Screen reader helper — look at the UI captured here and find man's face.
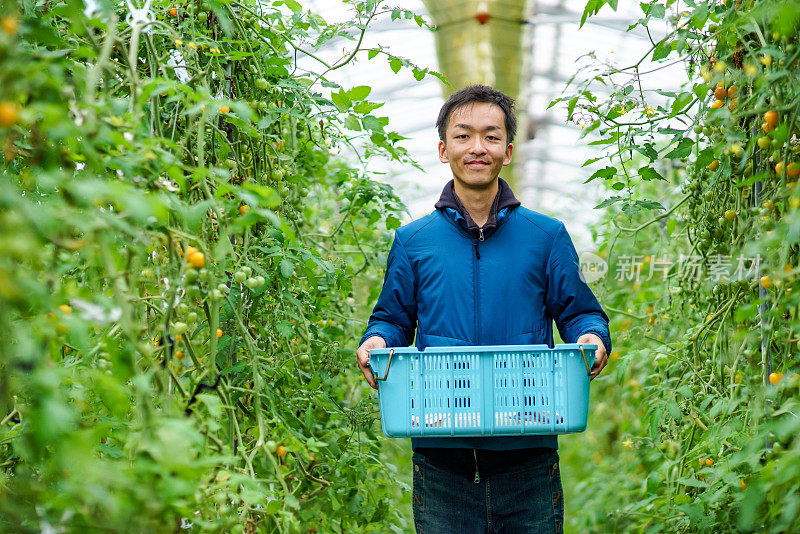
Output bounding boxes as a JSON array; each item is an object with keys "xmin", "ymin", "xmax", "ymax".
[{"xmin": 438, "ymin": 102, "xmax": 513, "ymax": 189}]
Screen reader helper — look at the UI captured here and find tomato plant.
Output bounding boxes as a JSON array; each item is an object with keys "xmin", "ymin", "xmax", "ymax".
[
  {"xmin": 0, "ymin": 0, "xmax": 440, "ymax": 531},
  {"xmin": 554, "ymin": 0, "xmax": 800, "ymax": 532}
]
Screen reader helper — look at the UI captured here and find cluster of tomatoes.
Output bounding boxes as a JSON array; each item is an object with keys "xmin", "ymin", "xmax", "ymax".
[{"xmin": 710, "ymin": 81, "xmax": 738, "ymax": 111}]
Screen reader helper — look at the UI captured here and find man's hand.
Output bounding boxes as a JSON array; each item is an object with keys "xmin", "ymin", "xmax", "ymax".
[
  {"xmin": 576, "ymin": 333, "xmax": 607, "ymax": 380},
  {"xmin": 356, "ymin": 336, "xmax": 386, "ymax": 389}
]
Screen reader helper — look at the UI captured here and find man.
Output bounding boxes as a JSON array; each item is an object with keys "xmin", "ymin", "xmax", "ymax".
[{"xmin": 356, "ymin": 85, "xmax": 611, "ymax": 533}]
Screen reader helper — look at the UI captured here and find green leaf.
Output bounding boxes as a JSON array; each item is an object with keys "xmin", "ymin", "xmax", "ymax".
[
  {"xmin": 695, "ymin": 148, "xmax": 714, "ymax": 169},
  {"xmin": 677, "ymin": 477, "xmax": 709, "ymax": 488},
  {"xmin": 649, "ymin": 3, "xmax": 665, "ymax": 18},
  {"xmin": 389, "ymin": 58, "xmax": 402, "ymax": 74},
  {"xmin": 361, "ymin": 115, "xmax": 384, "ymax": 132},
  {"xmin": 638, "ymin": 166, "xmax": 665, "ymax": 181},
  {"xmin": 386, "ymin": 215, "xmax": 401, "ymax": 230},
  {"xmin": 331, "ymin": 90, "xmax": 351, "ymax": 111},
  {"xmin": 582, "ymin": 157, "xmax": 603, "ymax": 167},
  {"xmin": 665, "ymin": 401, "xmax": 681, "ymax": 420},
  {"xmin": 585, "ymin": 166, "xmax": 617, "ymax": 183},
  {"xmin": 214, "ymin": 235, "xmax": 234, "ymax": 261},
  {"xmin": 283, "ymin": 0, "xmax": 302, "ymax": 11},
  {"xmin": 635, "ymin": 199, "xmax": 666, "ymax": 211},
  {"xmin": 344, "ymin": 115, "xmax": 361, "ymax": 131},
  {"xmin": 196, "ymin": 393, "xmax": 222, "ymax": 418},
  {"xmin": 671, "ymin": 92, "xmax": 694, "ymax": 116},
  {"xmin": 276, "ymin": 320, "xmax": 294, "ymax": 339},
  {"xmin": 353, "ymin": 101, "xmax": 384, "ymax": 114},
  {"xmin": 653, "ymin": 40, "xmax": 671, "ymax": 61},
  {"xmin": 265, "ymin": 499, "xmax": 283, "ymax": 514},
  {"xmin": 97, "ymin": 442, "xmax": 124, "ymax": 458},
  {"xmin": 663, "ymin": 138, "xmax": 693, "ymax": 159},
  {"xmin": 693, "ymin": 83, "xmax": 710, "ymax": 100},
  {"xmin": 595, "ymin": 196, "xmax": 623, "ymax": 209},
  {"xmin": 284, "ymin": 494, "xmax": 300, "ymax": 509},
  {"xmin": 279, "ymin": 259, "xmax": 295, "ymax": 278},
  {"xmin": 243, "ymin": 184, "xmax": 281, "ymax": 208},
  {"xmin": 580, "ymin": 0, "xmax": 607, "ymax": 27},
  {"xmin": 368, "ymin": 49, "xmax": 380, "ymax": 59},
  {"xmin": 347, "ymin": 85, "xmax": 371, "ymax": 101},
  {"xmin": 633, "ymin": 143, "xmax": 658, "ymax": 162},
  {"xmin": 567, "ymin": 96, "xmax": 579, "ymax": 119},
  {"xmin": 208, "ymin": 2, "xmax": 233, "ymax": 36}
]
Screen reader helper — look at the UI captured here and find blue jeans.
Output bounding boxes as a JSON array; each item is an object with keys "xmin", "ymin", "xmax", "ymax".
[{"xmin": 412, "ymin": 447, "xmax": 564, "ymax": 534}]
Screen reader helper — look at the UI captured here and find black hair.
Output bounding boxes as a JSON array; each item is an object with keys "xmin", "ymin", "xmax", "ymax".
[{"xmin": 436, "ymin": 84, "xmax": 517, "ymax": 145}]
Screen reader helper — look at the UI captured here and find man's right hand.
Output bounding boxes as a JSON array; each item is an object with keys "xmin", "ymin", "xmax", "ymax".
[{"xmin": 356, "ymin": 336, "xmax": 386, "ymax": 389}]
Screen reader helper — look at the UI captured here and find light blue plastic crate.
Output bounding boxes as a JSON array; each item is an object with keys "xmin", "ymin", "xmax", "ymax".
[{"xmin": 368, "ymin": 344, "xmax": 596, "ymax": 438}]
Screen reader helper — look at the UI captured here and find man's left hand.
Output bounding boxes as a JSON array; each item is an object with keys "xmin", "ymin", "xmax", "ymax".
[{"xmin": 576, "ymin": 333, "xmax": 607, "ymax": 380}]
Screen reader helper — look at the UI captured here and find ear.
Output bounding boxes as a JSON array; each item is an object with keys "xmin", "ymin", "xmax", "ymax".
[
  {"xmin": 502, "ymin": 142, "xmax": 513, "ymax": 166},
  {"xmin": 438, "ymin": 139, "xmax": 449, "ymax": 163}
]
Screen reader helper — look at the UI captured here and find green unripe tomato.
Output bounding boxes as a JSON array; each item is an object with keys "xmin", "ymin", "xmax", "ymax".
[
  {"xmin": 255, "ymin": 78, "xmax": 269, "ymax": 91},
  {"xmin": 185, "ymin": 269, "xmax": 199, "ymax": 283},
  {"xmin": 266, "ymin": 440, "xmax": 277, "ymax": 453},
  {"xmin": 172, "ymin": 322, "xmax": 188, "ymax": 335},
  {"xmin": 233, "ymin": 271, "xmax": 247, "ymax": 283},
  {"xmin": 246, "ymin": 277, "xmax": 260, "ymax": 289},
  {"xmin": 210, "ymin": 289, "xmax": 224, "ymax": 301},
  {"xmin": 197, "ymin": 11, "xmax": 207, "ymax": 22},
  {"xmin": 217, "ymin": 283, "xmax": 229, "ymax": 293},
  {"xmin": 186, "ymin": 285, "xmax": 201, "ymax": 299},
  {"xmin": 177, "ymin": 303, "xmax": 188, "ymax": 315},
  {"xmin": 241, "ymin": 266, "xmax": 252, "ymax": 277},
  {"xmin": 693, "ymin": 124, "xmax": 703, "ymax": 134},
  {"xmin": 255, "ymin": 275, "xmax": 265, "ymax": 286},
  {"xmin": 187, "ymin": 312, "xmax": 198, "ymax": 324}
]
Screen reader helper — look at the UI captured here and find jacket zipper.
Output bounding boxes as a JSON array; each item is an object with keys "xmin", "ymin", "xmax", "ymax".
[
  {"xmin": 474, "ymin": 227, "xmax": 483, "ymax": 345},
  {"xmin": 473, "ymin": 448, "xmax": 480, "ymax": 483}
]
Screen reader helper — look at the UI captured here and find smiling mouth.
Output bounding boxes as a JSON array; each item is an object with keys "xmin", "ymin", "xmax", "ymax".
[{"xmin": 466, "ymin": 161, "xmax": 489, "ymax": 167}]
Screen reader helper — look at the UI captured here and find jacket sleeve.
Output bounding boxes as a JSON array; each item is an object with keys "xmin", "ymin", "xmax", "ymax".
[
  {"xmin": 544, "ymin": 223, "xmax": 612, "ymax": 355},
  {"xmin": 359, "ymin": 235, "xmax": 417, "ymax": 348}
]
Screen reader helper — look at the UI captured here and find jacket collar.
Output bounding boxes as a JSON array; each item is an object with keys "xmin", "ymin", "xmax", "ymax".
[{"xmin": 434, "ymin": 177, "xmax": 521, "ymax": 237}]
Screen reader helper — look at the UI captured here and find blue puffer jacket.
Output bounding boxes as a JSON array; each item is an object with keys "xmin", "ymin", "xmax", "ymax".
[{"xmin": 360, "ymin": 178, "xmax": 612, "ymax": 451}]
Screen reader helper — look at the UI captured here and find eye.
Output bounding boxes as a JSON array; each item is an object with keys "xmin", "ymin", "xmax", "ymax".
[{"xmin": 454, "ymin": 134, "xmax": 468, "ymax": 139}]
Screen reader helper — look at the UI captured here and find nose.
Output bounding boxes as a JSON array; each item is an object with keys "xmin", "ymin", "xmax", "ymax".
[{"xmin": 468, "ymin": 136, "xmax": 487, "ymax": 155}]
